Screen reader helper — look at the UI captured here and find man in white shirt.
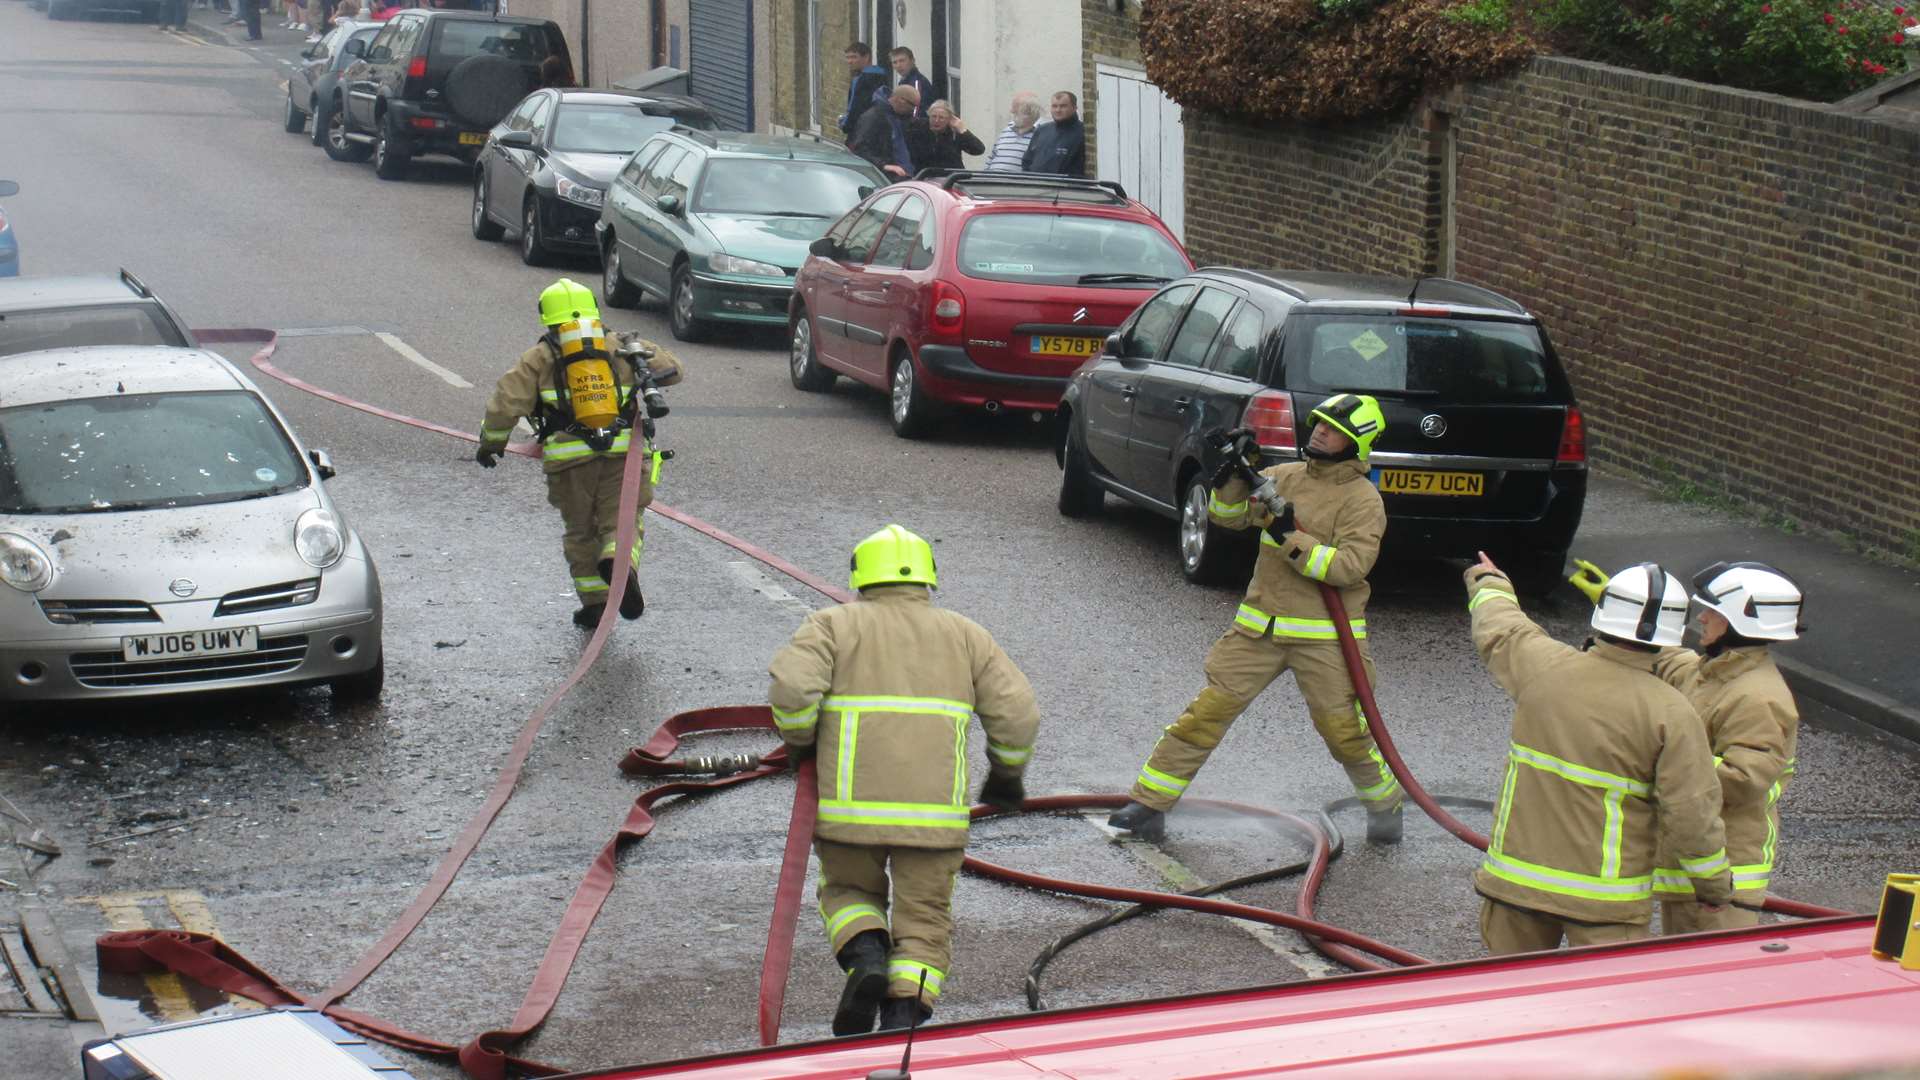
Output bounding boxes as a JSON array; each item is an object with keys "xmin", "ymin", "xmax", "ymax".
[{"xmin": 985, "ymin": 91, "xmax": 1042, "ymax": 172}]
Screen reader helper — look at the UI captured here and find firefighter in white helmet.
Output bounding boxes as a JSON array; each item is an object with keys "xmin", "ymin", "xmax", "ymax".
[
  {"xmin": 1647, "ymin": 562, "xmax": 1804, "ymax": 932},
  {"xmin": 475, "ymin": 279, "xmax": 683, "ymax": 628},
  {"xmin": 1465, "ymin": 555, "xmax": 1732, "ymax": 953}
]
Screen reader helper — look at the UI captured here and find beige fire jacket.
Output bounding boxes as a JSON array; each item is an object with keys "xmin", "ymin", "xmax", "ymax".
[
  {"xmin": 1466, "ymin": 566, "xmax": 1732, "ymax": 924},
  {"xmin": 478, "ymin": 334, "xmax": 683, "ymax": 475},
  {"xmin": 1651, "ymin": 645, "xmax": 1799, "ymax": 904},
  {"xmin": 1207, "ymin": 457, "xmax": 1385, "ymax": 642},
  {"xmin": 767, "ymin": 585, "xmax": 1041, "ymax": 849}
]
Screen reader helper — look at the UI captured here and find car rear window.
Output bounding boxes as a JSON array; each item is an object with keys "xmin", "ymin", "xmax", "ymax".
[
  {"xmin": 431, "ymin": 20, "xmax": 556, "ymax": 67},
  {"xmin": 694, "ymin": 160, "xmax": 876, "ymax": 217},
  {"xmin": 0, "ymin": 305, "xmax": 186, "ymax": 357},
  {"xmin": 1285, "ymin": 314, "xmax": 1560, "ymax": 403},
  {"xmin": 0, "ymin": 391, "xmax": 307, "ymax": 514},
  {"xmin": 957, "ymin": 213, "xmax": 1189, "ymax": 286}
]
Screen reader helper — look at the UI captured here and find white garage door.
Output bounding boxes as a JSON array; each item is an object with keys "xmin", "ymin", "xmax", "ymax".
[{"xmin": 1095, "ymin": 65, "xmax": 1184, "ymax": 240}]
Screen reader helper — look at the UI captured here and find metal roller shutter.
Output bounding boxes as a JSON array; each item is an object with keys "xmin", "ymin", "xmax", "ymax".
[{"xmin": 689, "ymin": 0, "xmax": 753, "ymax": 132}]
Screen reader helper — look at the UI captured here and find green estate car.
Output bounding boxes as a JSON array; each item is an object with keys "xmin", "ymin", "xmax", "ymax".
[{"xmin": 596, "ymin": 129, "xmax": 886, "ymax": 341}]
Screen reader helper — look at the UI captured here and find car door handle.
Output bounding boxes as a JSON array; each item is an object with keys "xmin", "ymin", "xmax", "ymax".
[
  {"xmin": 1119, "ymin": 384, "xmax": 1136, "ymax": 397},
  {"xmin": 1173, "ymin": 396, "xmax": 1193, "ymax": 410},
  {"xmin": 878, "ymin": 280, "xmax": 893, "ymax": 290}
]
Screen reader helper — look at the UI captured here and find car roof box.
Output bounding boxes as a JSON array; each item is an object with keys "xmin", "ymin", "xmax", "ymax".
[{"xmin": 614, "ymin": 66, "xmax": 690, "ymax": 98}]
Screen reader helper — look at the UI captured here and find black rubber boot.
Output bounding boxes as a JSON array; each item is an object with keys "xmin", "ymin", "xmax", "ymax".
[
  {"xmin": 572, "ymin": 603, "xmax": 606, "ymax": 629},
  {"xmin": 1107, "ymin": 800, "xmax": 1167, "ymax": 842},
  {"xmin": 1366, "ymin": 805, "xmax": 1404, "ymax": 845},
  {"xmin": 831, "ymin": 929, "xmax": 890, "ymax": 1036},
  {"xmin": 877, "ymin": 996, "xmax": 930, "ymax": 1032},
  {"xmin": 598, "ymin": 558, "xmax": 645, "ymax": 620}
]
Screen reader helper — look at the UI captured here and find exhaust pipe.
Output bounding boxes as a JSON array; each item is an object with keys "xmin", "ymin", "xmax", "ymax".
[{"xmin": 983, "ymin": 401, "xmax": 1001, "ymax": 414}]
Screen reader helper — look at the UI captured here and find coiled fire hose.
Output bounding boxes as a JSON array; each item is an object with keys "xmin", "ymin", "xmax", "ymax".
[{"xmin": 93, "ymin": 333, "xmax": 1846, "ymax": 1080}]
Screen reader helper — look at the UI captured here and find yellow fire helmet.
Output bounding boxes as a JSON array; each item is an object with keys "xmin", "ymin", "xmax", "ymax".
[
  {"xmin": 1308, "ymin": 393, "xmax": 1386, "ymax": 462},
  {"xmin": 849, "ymin": 524, "xmax": 938, "ymax": 591},
  {"xmin": 538, "ymin": 277, "xmax": 600, "ymax": 326}
]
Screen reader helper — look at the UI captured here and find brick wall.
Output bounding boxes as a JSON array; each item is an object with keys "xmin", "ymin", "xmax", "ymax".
[
  {"xmin": 1174, "ymin": 55, "xmax": 1920, "ymax": 555},
  {"xmin": 1080, "ymin": 0, "xmax": 1143, "ymax": 175}
]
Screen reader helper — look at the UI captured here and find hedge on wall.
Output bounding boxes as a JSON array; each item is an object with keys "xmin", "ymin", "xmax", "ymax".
[{"xmin": 1138, "ymin": 0, "xmax": 1537, "ymax": 123}]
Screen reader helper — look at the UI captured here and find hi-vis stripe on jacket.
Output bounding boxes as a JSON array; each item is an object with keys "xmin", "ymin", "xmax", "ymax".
[
  {"xmin": 1466, "ymin": 567, "xmax": 1732, "ymax": 924},
  {"xmin": 478, "ymin": 336, "xmax": 684, "ymax": 475},
  {"xmin": 768, "ymin": 585, "xmax": 1041, "ymax": 849},
  {"xmin": 1207, "ymin": 457, "xmax": 1384, "ymax": 642},
  {"xmin": 1650, "ymin": 645, "xmax": 1799, "ymax": 903}
]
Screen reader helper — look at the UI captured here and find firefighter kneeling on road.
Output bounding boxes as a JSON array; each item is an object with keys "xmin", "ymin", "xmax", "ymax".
[
  {"xmin": 475, "ymin": 278, "xmax": 683, "ymax": 629},
  {"xmin": 768, "ymin": 525, "xmax": 1040, "ymax": 1035},
  {"xmin": 1108, "ymin": 394, "xmax": 1405, "ymax": 844},
  {"xmin": 1466, "ymin": 555, "xmax": 1732, "ymax": 953}
]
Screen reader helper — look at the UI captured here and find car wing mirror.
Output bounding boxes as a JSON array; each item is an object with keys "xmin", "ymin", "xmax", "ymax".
[
  {"xmin": 343, "ymin": 38, "xmax": 366, "ymax": 58},
  {"xmin": 808, "ymin": 236, "xmax": 842, "ymax": 260},
  {"xmin": 856, "ymin": 185, "xmax": 875, "ymax": 200},
  {"xmin": 498, "ymin": 130, "xmax": 535, "ymax": 150},
  {"xmin": 0, "ymin": 181, "xmax": 16, "ymax": 198},
  {"xmin": 308, "ymin": 449, "xmax": 337, "ymax": 481},
  {"xmin": 655, "ymin": 194, "xmax": 682, "ymax": 216},
  {"xmin": 1102, "ymin": 332, "xmax": 1123, "ymax": 357}
]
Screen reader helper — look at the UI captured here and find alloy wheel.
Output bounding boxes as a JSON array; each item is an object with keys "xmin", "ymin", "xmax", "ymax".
[
  {"xmin": 674, "ymin": 276, "xmax": 694, "ymax": 328},
  {"xmin": 604, "ymin": 249, "xmax": 621, "ymax": 294},
  {"xmin": 1180, "ymin": 482, "xmax": 1210, "ymax": 573},
  {"xmin": 891, "ymin": 359, "xmax": 915, "ymax": 426},
  {"xmin": 790, "ymin": 318, "xmax": 812, "ymax": 381}
]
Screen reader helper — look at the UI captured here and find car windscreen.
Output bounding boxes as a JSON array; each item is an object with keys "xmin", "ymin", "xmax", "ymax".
[
  {"xmin": 550, "ymin": 104, "xmax": 684, "ymax": 153},
  {"xmin": 693, "ymin": 160, "xmax": 876, "ymax": 217},
  {"xmin": 957, "ymin": 213, "xmax": 1190, "ymax": 286},
  {"xmin": 431, "ymin": 20, "xmax": 554, "ymax": 67},
  {"xmin": 0, "ymin": 305, "xmax": 186, "ymax": 358},
  {"xmin": 1285, "ymin": 314, "xmax": 1559, "ymax": 402},
  {"xmin": 0, "ymin": 391, "xmax": 308, "ymax": 514}
]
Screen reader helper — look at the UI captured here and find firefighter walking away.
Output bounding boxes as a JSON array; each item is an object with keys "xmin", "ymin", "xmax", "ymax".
[
  {"xmin": 768, "ymin": 524, "xmax": 1040, "ymax": 1034},
  {"xmin": 1108, "ymin": 394, "xmax": 1404, "ymax": 844},
  {"xmin": 475, "ymin": 278, "xmax": 683, "ymax": 629}
]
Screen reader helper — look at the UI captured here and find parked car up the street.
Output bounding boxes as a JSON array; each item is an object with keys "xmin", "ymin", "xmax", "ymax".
[
  {"xmin": 0, "ymin": 180, "xmax": 17, "ymax": 278},
  {"xmin": 1056, "ymin": 271, "xmax": 1586, "ymax": 591},
  {"xmin": 0, "ymin": 270, "xmax": 195, "ymax": 357},
  {"xmin": 288, "ymin": 20, "xmax": 384, "ymax": 151}
]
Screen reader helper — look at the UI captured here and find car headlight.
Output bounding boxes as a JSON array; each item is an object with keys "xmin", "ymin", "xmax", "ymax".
[
  {"xmin": 295, "ymin": 508, "xmax": 344, "ymax": 569},
  {"xmin": 0, "ymin": 533, "xmax": 54, "ymax": 593},
  {"xmin": 555, "ymin": 176, "xmax": 605, "ymax": 208},
  {"xmin": 709, "ymin": 253, "xmax": 786, "ymax": 278}
]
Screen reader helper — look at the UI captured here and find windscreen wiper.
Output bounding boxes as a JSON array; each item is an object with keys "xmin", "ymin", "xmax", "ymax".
[{"xmin": 1077, "ymin": 272, "xmax": 1169, "ymax": 284}]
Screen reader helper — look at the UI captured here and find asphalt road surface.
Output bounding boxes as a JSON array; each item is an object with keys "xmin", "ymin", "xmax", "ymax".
[{"xmin": 3, "ymin": 8, "xmax": 1919, "ymax": 1077}]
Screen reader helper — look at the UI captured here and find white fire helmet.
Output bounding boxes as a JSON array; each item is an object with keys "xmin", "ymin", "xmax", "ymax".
[
  {"xmin": 1589, "ymin": 562, "xmax": 1689, "ymax": 647},
  {"xmin": 1688, "ymin": 561, "xmax": 1802, "ymax": 642}
]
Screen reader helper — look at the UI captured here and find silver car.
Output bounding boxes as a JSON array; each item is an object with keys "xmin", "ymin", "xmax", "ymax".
[{"xmin": 0, "ymin": 346, "xmax": 383, "ymax": 702}]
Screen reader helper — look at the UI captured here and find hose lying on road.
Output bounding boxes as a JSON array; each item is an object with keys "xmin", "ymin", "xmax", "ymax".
[{"xmin": 97, "ymin": 332, "xmax": 1847, "ymax": 1080}]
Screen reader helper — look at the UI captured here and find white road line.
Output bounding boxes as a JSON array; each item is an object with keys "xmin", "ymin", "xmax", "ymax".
[
  {"xmin": 1084, "ymin": 813, "xmax": 1345, "ymax": 979},
  {"xmin": 375, "ymin": 332, "xmax": 474, "ymax": 389},
  {"xmin": 725, "ymin": 560, "xmax": 814, "ymax": 619}
]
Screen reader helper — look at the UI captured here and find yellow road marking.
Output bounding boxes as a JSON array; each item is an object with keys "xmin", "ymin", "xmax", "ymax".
[
  {"xmin": 162, "ymin": 28, "xmax": 210, "ymax": 47},
  {"xmin": 73, "ymin": 890, "xmax": 258, "ymax": 1016}
]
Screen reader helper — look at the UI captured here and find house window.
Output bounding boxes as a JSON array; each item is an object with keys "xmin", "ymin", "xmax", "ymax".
[
  {"xmin": 807, "ymin": 0, "xmax": 822, "ymax": 131},
  {"xmin": 944, "ymin": 0, "xmax": 961, "ymax": 114}
]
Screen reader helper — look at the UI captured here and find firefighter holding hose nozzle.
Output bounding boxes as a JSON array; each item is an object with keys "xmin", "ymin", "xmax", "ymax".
[
  {"xmin": 1108, "ymin": 394, "xmax": 1406, "ymax": 845},
  {"xmin": 475, "ymin": 278, "xmax": 683, "ymax": 629},
  {"xmin": 1465, "ymin": 555, "xmax": 1732, "ymax": 953},
  {"xmin": 768, "ymin": 524, "xmax": 1040, "ymax": 1036}
]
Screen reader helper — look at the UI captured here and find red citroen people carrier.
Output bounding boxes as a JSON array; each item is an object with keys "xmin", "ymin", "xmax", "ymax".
[{"xmin": 787, "ymin": 172, "xmax": 1193, "ymax": 438}]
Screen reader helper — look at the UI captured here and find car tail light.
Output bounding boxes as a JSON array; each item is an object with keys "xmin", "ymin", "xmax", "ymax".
[
  {"xmin": 409, "ymin": 116, "xmax": 443, "ymax": 130},
  {"xmin": 1557, "ymin": 405, "xmax": 1586, "ymax": 463},
  {"xmin": 930, "ymin": 280, "xmax": 965, "ymax": 337},
  {"xmin": 407, "ymin": 56, "xmax": 428, "ymax": 79},
  {"xmin": 1242, "ymin": 390, "xmax": 1297, "ymax": 453},
  {"xmin": 1398, "ymin": 306, "xmax": 1450, "ymax": 317}
]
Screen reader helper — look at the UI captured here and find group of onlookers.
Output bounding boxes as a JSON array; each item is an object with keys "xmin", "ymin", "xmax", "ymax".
[{"xmin": 838, "ymin": 41, "xmax": 1086, "ymax": 182}]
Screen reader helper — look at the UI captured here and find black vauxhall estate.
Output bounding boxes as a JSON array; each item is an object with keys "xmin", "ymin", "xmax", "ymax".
[{"xmin": 1055, "ymin": 271, "xmax": 1587, "ymax": 594}]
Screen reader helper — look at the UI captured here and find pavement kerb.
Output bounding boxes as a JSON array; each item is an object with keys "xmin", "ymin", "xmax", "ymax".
[{"xmin": 1775, "ymin": 655, "xmax": 1920, "ymax": 747}]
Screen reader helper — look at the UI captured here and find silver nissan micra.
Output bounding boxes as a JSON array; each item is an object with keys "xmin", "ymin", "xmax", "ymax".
[{"xmin": 0, "ymin": 346, "xmax": 382, "ymax": 703}]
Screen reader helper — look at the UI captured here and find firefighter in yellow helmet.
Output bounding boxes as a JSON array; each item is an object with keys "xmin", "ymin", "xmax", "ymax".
[
  {"xmin": 1108, "ymin": 394, "xmax": 1404, "ymax": 845},
  {"xmin": 768, "ymin": 525, "xmax": 1040, "ymax": 1035},
  {"xmin": 475, "ymin": 279, "xmax": 684, "ymax": 628},
  {"xmin": 1465, "ymin": 555, "xmax": 1732, "ymax": 953}
]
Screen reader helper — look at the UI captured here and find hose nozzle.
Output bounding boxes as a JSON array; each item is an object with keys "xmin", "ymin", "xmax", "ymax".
[{"xmin": 681, "ymin": 753, "xmax": 761, "ymax": 777}]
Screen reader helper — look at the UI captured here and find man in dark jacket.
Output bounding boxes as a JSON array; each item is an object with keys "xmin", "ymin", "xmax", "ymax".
[
  {"xmin": 838, "ymin": 43, "xmax": 892, "ymax": 145},
  {"xmin": 852, "ymin": 85, "xmax": 919, "ymax": 179},
  {"xmin": 889, "ymin": 47, "xmax": 937, "ymax": 120},
  {"xmin": 1022, "ymin": 91, "xmax": 1087, "ymax": 176}
]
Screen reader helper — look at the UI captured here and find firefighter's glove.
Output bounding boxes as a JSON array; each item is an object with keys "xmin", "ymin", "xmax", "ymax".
[
  {"xmin": 1224, "ymin": 427, "xmax": 1260, "ymax": 465},
  {"xmin": 782, "ymin": 743, "xmax": 815, "ymax": 775},
  {"xmin": 977, "ymin": 769, "xmax": 1025, "ymax": 812},
  {"xmin": 1568, "ymin": 558, "xmax": 1610, "ymax": 605},
  {"xmin": 1262, "ymin": 499, "xmax": 1295, "ymax": 546},
  {"xmin": 474, "ymin": 448, "xmax": 500, "ymax": 469}
]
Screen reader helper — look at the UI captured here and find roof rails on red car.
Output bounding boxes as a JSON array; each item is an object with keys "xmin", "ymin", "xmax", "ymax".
[
  {"xmin": 118, "ymin": 268, "xmax": 154, "ymax": 299},
  {"xmin": 915, "ymin": 169, "xmax": 1130, "ymax": 203}
]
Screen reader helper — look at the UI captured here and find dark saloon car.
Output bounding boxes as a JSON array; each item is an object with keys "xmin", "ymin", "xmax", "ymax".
[
  {"xmin": 332, "ymin": 8, "xmax": 573, "ymax": 180},
  {"xmin": 287, "ymin": 20, "xmax": 385, "ymax": 150},
  {"xmin": 471, "ymin": 88, "xmax": 715, "ymax": 265},
  {"xmin": 1056, "ymin": 271, "xmax": 1587, "ymax": 593}
]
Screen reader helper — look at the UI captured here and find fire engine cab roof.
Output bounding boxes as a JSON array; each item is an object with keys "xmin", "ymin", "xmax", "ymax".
[{"xmin": 558, "ymin": 916, "xmax": 1918, "ymax": 1079}]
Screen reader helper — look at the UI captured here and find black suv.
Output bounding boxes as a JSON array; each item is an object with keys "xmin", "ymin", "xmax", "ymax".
[
  {"xmin": 332, "ymin": 9, "xmax": 573, "ymax": 180},
  {"xmin": 1056, "ymin": 271, "xmax": 1587, "ymax": 593}
]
